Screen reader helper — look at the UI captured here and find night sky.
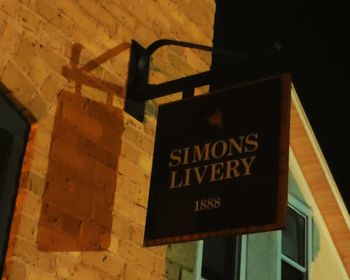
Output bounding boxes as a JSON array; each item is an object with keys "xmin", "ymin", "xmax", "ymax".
[{"xmin": 212, "ymin": 1, "xmax": 350, "ymax": 211}]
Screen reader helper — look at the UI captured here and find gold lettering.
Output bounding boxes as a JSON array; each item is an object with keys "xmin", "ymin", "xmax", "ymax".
[
  {"xmin": 169, "ymin": 170, "xmax": 183, "ymax": 189},
  {"xmin": 193, "ymin": 165, "xmax": 209, "ymax": 184},
  {"xmin": 241, "ymin": 156, "xmax": 256, "ymax": 175},
  {"xmin": 209, "ymin": 162, "xmax": 225, "ymax": 182},
  {"xmin": 169, "ymin": 149, "xmax": 182, "ymax": 167},
  {"xmin": 168, "ymin": 132, "xmax": 259, "ymax": 190},
  {"xmin": 228, "ymin": 136, "xmax": 244, "ymax": 155},
  {"xmin": 211, "ymin": 140, "xmax": 228, "ymax": 159},
  {"xmin": 183, "ymin": 147, "xmax": 190, "ymax": 165},
  {"xmin": 225, "ymin": 159, "xmax": 241, "ymax": 178},
  {"xmin": 245, "ymin": 133, "xmax": 259, "ymax": 152},
  {"xmin": 192, "ymin": 143, "xmax": 210, "ymax": 163},
  {"xmin": 183, "ymin": 168, "xmax": 191, "ymax": 186}
]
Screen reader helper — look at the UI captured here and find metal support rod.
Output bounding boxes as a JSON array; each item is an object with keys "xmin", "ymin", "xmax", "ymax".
[
  {"xmin": 125, "ymin": 38, "xmax": 285, "ymax": 122},
  {"xmin": 127, "ymin": 39, "xmax": 252, "ymax": 101}
]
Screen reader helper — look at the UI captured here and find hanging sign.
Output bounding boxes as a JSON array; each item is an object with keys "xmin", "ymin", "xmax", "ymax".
[{"xmin": 144, "ymin": 74, "xmax": 291, "ymax": 246}]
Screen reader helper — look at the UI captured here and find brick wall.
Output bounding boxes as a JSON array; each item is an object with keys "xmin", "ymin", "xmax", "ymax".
[{"xmin": 0, "ymin": 1, "xmax": 215, "ymax": 279}]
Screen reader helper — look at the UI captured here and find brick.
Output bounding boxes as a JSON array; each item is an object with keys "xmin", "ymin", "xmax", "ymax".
[
  {"xmin": 36, "ymin": 43, "xmax": 68, "ymax": 74},
  {"xmin": 114, "ymin": 196, "xmax": 146, "ymax": 226},
  {"xmin": 28, "ymin": 56, "xmax": 49, "ymax": 86},
  {"xmin": 132, "ymin": 190, "xmax": 150, "ymax": 213},
  {"xmin": 50, "ymin": 137, "xmax": 97, "ymax": 177},
  {"xmin": 1, "ymin": 61, "xmax": 36, "ymax": 106},
  {"xmin": 123, "ymin": 125, "xmax": 154, "ymax": 153},
  {"xmin": 39, "ymin": 21, "xmax": 67, "ymax": 52},
  {"xmin": 0, "ymin": 52, "xmax": 9, "ymax": 76},
  {"xmin": 61, "ymin": 101, "xmax": 103, "ymax": 141},
  {"xmin": 27, "ymin": 171, "xmax": 46, "ymax": 196},
  {"xmin": 37, "ymin": 111, "xmax": 55, "ymax": 133},
  {"xmin": 125, "ymin": 263, "xmax": 152, "ymax": 280},
  {"xmin": 82, "ymin": 252, "xmax": 126, "ymax": 276},
  {"xmin": 34, "ymin": 0, "xmax": 75, "ymax": 37},
  {"xmin": 10, "ymin": 213, "xmax": 36, "ymax": 241},
  {"xmin": 44, "ymin": 159, "xmax": 93, "ymax": 197},
  {"xmin": 91, "ymin": 200, "xmax": 113, "ymax": 229},
  {"xmin": 15, "ymin": 189, "xmax": 41, "ymax": 219},
  {"xmin": 70, "ymin": 25, "xmax": 105, "ymax": 56},
  {"xmin": 117, "ymin": 157, "xmax": 150, "ymax": 186},
  {"xmin": 55, "ymin": 254, "xmax": 80, "ymax": 279},
  {"xmin": 184, "ymin": 48, "xmax": 211, "ymax": 71},
  {"xmin": 4, "ymin": 260, "xmax": 27, "ymax": 280},
  {"xmin": 138, "ymin": 151, "xmax": 152, "ymax": 173},
  {"xmin": 67, "ymin": 264, "xmax": 108, "ymax": 280},
  {"xmin": 30, "ymin": 150, "xmax": 49, "ymax": 176},
  {"xmin": 50, "ymin": 118, "xmax": 79, "ymax": 145},
  {"xmin": 77, "ymin": 0, "xmax": 117, "ymax": 34},
  {"xmin": 111, "ymin": 213, "xmax": 131, "ymax": 240},
  {"xmin": 112, "ymin": 95, "xmax": 125, "ymax": 110},
  {"xmin": 101, "ymin": 126, "xmax": 125, "ymax": 153},
  {"xmin": 115, "ymin": 176, "xmax": 138, "ymax": 204},
  {"xmin": 40, "ymin": 73, "xmax": 65, "ymax": 102},
  {"xmin": 37, "ymin": 225, "xmax": 80, "ymax": 251},
  {"xmin": 153, "ymin": 255, "xmax": 167, "ymax": 275},
  {"xmin": 87, "ymin": 100, "xmax": 124, "ymax": 131},
  {"xmin": 0, "ymin": 20, "xmax": 23, "ymax": 55},
  {"xmin": 61, "ymin": 213, "xmax": 82, "ymax": 235},
  {"xmin": 42, "ymin": 180, "xmax": 93, "ymax": 221},
  {"xmin": 100, "ymin": 0, "xmax": 136, "ymax": 31},
  {"xmin": 46, "ymin": 158, "xmax": 114, "ymax": 207},
  {"xmin": 13, "ymin": 36, "xmax": 36, "ymax": 73},
  {"xmin": 79, "ymin": 221, "xmax": 108, "ymax": 250},
  {"xmin": 33, "ymin": 128, "xmax": 51, "ymax": 155},
  {"xmin": 39, "ymin": 202, "xmax": 82, "ymax": 236},
  {"xmin": 27, "ymin": 93, "xmax": 49, "ymax": 120},
  {"xmin": 93, "ymin": 161, "xmax": 117, "ymax": 190},
  {"xmin": 16, "ymin": 4, "xmax": 42, "ymax": 33},
  {"xmin": 76, "ymin": 135, "xmax": 120, "ymax": 168},
  {"xmin": 0, "ymin": 0, "xmax": 18, "ymax": 17},
  {"xmin": 120, "ymin": 139, "xmax": 140, "ymax": 165},
  {"xmin": 81, "ymin": 85, "xmax": 108, "ymax": 104},
  {"xmin": 103, "ymin": 69, "xmax": 123, "ymax": 87},
  {"xmin": 56, "ymin": 87, "xmax": 88, "ymax": 111},
  {"xmin": 117, "ymin": 239, "xmax": 133, "ymax": 261},
  {"xmin": 129, "ymin": 223, "xmax": 144, "ymax": 246},
  {"xmin": 52, "ymin": 0, "xmax": 99, "ymax": 36},
  {"xmin": 19, "ymin": 0, "xmax": 31, "ymax": 6},
  {"xmin": 26, "ymin": 269, "xmax": 56, "ymax": 280},
  {"xmin": 10, "ymin": 238, "xmax": 57, "ymax": 273},
  {"xmin": 118, "ymin": 240, "xmax": 159, "ymax": 272}
]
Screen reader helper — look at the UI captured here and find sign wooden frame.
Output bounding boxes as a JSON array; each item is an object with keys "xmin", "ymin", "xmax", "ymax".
[{"xmin": 144, "ymin": 74, "xmax": 291, "ymax": 246}]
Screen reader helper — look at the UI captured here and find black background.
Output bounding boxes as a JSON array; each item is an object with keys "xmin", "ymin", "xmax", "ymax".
[{"xmin": 212, "ymin": 1, "xmax": 350, "ymax": 211}]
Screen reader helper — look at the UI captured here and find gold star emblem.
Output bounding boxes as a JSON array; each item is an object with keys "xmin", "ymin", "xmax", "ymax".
[{"xmin": 207, "ymin": 107, "xmax": 224, "ymax": 129}]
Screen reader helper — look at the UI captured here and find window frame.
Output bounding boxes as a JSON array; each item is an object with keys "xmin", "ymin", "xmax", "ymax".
[
  {"xmin": 195, "ymin": 195, "xmax": 312, "ymax": 280},
  {"xmin": 195, "ymin": 235, "xmax": 247, "ymax": 280},
  {"xmin": 280, "ymin": 194, "xmax": 313, "ymax": 280},
  {"xmin": 0, "ymin": 90, "xmax": 30, "ymax": 276}
]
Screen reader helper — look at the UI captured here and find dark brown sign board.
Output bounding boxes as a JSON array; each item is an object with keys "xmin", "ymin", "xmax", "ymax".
[{"xmin": 144, "ymin": 74, "xmax": 291, "ymax": 246}]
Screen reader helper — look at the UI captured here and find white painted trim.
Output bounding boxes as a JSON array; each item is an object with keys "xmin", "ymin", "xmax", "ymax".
[
  {"xmin": 239, "ymin": 235, "xmax": 247, "ymax": 280},
  {"xmin": 194, "ymin": 240, "xmax": 204, "ymax": 280},
  {"xmin": 289, "ymin": 148, "xmax": 349, "ymax": 279},
  {"xmin": 291, "ymin": 88, "xmax": 350, "ymax": 230},
  {"xmin": 286, "ymin": 194, "xmax": 313, "ymax": 279}
]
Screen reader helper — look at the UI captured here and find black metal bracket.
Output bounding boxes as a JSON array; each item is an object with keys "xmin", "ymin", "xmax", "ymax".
[{"xmin": 125, "ymin": 39, "xmax": 254, "ymax": 122}]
